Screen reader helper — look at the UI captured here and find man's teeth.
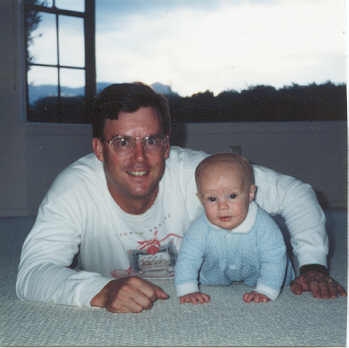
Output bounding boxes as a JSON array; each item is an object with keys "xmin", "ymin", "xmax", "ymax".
[{"xmin": 129, "ymin": 171, "xmax": 147, "ymax": 176}]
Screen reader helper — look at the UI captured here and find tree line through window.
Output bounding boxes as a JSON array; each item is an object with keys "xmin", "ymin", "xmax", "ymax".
[{"xmin": 24, "ymin": 1, "xmax": 346, "ymax": 124}]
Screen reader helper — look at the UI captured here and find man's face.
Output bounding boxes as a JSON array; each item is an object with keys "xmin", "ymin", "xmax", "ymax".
[
  {"xmin": 93, "ymin": 106, "xmax": 170, "ymax": 214},
  {"xmin": 197, "ymin": 162, "xmax": 255, "ymax": 230}
]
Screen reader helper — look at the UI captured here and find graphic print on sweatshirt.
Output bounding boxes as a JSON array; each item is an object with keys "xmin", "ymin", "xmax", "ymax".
[{"xmin": 111, "ymin": 216, "xmax": 183, "ymax": 279}]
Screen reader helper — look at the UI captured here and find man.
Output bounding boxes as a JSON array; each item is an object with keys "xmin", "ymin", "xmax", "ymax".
[{"xmin": 16, "ymin": 82, "xmax": 346, "ymax": 313}]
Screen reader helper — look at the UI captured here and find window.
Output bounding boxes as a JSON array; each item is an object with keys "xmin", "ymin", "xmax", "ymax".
[
  {"xmin": 94, "ymin": 1, "xmax": 346, "ymax": 123},
  {"xmin": 24, "ymin": 0, "xmax": 95, "ymax": 123},
  {"xmin": 24, "ymin": 1, "xmax": 345, "ymax": 123}
]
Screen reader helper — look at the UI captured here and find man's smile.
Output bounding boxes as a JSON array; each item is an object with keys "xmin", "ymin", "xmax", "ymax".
[{"xmin": 127, "ymin": 170, "xmax": 148, "ymax": 177}]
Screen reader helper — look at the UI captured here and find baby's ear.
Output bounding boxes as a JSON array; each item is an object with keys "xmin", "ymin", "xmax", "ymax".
[{"xmin": 249, "ymin": 185, "xmax": 257, "ymax": 202}]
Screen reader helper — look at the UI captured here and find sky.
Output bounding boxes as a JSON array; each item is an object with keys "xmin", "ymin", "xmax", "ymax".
[{"xmin": 29, "ymin": 0, "xmax": 347, "ymax": 97}]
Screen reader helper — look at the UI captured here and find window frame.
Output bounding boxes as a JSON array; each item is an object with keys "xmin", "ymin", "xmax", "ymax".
[{"xmin": 24, "ymin": 0, "xmax": 95, "ymax": 123}]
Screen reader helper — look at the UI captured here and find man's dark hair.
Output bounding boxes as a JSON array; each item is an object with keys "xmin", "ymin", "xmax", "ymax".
[{"xmin": 92, "ymin": 82, "xmax": 171, "ymax": 139}]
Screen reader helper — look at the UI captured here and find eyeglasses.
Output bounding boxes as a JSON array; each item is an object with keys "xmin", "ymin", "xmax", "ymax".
[{"xmin": 103, "ymin": 134, "xmax": 168, "ymax": 154}]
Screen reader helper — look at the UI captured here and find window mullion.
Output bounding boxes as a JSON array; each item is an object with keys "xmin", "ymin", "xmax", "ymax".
[
  {"xmin": 85, "ymin": 0, "xmax": 96, "ymax": 118},
  {"xmin": 56, "ymin": 12, "xmax": 60, "ymax": 94},
  {"xmin": 56, "ymin": 11, "xmax": 62, "ymax": 121}
]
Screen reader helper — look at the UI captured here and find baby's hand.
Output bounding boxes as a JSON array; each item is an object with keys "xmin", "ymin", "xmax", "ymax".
[
  {"xmin": 179, "ymin": 292, "xmax": 211, "ymax": 304},
  {"xmin": 243, "ymin": 291, "xmax": 271, "ymax": 303}
]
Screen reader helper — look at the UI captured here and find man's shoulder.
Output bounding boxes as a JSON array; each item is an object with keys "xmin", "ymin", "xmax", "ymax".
[
  {"xmin": 167, "ymin": 146, "xmax": 208, "ymax": 169},
  {"xmin": 49, "ymin": 153, "xmax": 103, "ymax": 195},
  {"xmin": 58, "ymin": 153, "xmax": 100, "ymax": 178},
  {"xmin": 68, "ymin": 153, "xmax": 100, "ymax": 172},
  {"xmin": 253, "ymin": 163, "xmax": 300, "ymax": 187},
  {"xmin": 253, "ymin": 164, "xmax": 280, "ymax": 183}
]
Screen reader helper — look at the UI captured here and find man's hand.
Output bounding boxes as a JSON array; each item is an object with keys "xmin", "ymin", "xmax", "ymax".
[
  {"xmin": 90, "ymin": 276, "xmax": 169, "ymax": 313},
  {"xmin": 243, "ymin": 291, "xmax": 271, "ymax": 303},
  {"xmin": 290, "ymin": 271, "xmax": 347, "ymax": 299},
  {"xmin": 179, "ymin": 292, "xmax": 211, "ymax": 304}
]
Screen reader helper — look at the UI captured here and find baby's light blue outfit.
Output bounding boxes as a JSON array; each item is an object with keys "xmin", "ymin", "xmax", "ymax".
[{"xmin": 175, "ymin": 202, "xmax": 294, "ymax": 300}]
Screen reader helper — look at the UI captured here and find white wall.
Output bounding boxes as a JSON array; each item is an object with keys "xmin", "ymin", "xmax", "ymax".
[
  {"xmin": 0, "ymin": 0, "xmax": 93, "ymax": 216},
  {"xmin": 172, "ymin": 121, "xmax": 347, "ymax": 208},
  {"xmin": 0, "ymin": 0, "xmax": 346, "ymax": 217},
  {"xmin": 0, "ymin": 0, "xmax": 28, "ymax": 216},
  {"xmin": 23, "ymin": 121, "xmax": 347, "ymax": 216}
]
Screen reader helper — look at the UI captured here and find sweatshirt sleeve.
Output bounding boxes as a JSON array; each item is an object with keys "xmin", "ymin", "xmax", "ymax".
[
  {"xmin": 16, "ymin": 171, "xmax": 113, "ymax": 308},
  {"xmin": 253, "ymin": 165, "xmax": 328, "ymax": 269}
]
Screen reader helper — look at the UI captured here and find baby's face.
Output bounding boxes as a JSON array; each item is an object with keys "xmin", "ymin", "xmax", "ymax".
[{"xmin": 197, "ymin": 163, "xmax": 255, "ymax": 230}]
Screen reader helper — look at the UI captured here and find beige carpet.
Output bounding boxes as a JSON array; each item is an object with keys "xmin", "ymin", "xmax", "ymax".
[{"xmin": 0, "ymin": 210, "xmax": 346, "ymax": 346}]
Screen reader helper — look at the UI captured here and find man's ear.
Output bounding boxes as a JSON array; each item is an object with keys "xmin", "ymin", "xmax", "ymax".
[
  {"xmin": 92, "ymin": 138, "xmax": 104, "ymax": 162},
  {"xmin": 163, "ymin": 135, "xmax": 170, "ymax": 159}
]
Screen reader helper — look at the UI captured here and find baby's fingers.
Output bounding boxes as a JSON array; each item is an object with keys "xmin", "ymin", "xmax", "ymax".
[
  {"xmin": 197, "ymin": 293, "xmax": 211, "ymax": 304},
  {"xmin": 243, "ymin": 291, "xmax": 270, "ymax": 303},
  {"xmin": 179, "ymin": 292, "xmax": 210, "ymax": 304}
]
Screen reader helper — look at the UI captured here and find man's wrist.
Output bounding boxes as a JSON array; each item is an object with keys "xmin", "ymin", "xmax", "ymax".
[{"xmin": 300, "ymin": 264, "xmax": 329, "ymax": 276}]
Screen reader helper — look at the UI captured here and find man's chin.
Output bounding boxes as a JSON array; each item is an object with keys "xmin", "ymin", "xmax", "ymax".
[{"xmin": 129, "ymin": 184, "xmax": 159, "ymax": 201}]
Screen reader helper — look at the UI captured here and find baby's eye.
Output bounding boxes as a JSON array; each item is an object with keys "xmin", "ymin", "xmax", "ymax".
[
  {"xmin": 229, "ymin": 193, "xmax": 237, "ymax": 199},
  {"xmin": 207, "ymin": 196, "xmax": 217, "ymax": 202}
]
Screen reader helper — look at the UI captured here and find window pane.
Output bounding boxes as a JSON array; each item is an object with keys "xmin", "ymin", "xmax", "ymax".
[
  {"xmin": 60, "ymin": 68, "xmax": 87, "ymax": 123},
  {"xmin": 96, "ymin": 1, "xmax": 346, "ymax": 99},
  {"xmin": 61, "ymin": 68, "xmax": 85, "ymax": 93},
  {"xmin": 28, "ymin": 66, "xmax": 58, "ymax": 105},
  {"xmin": 28, "ymin": 66, "xmax": 59, "ymax": 122},
  {"xmin": 27, "ymin": 12, "xmax": 57, "ymax": 65},
  {"xmin": 55, "ymin": 0, "xmax": 84, "ymax": 12},
  {"xmin": 59, "ymin": 16, "xmax": 85, "ymax": 67}
]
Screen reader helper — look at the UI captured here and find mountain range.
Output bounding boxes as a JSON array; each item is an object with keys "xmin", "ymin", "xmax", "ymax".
[{"xmin": 28, "ymin": 82, "xmax": 178, "ymax": 104}]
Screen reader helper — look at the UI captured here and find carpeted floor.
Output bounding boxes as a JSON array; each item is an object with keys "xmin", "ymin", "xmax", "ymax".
[{"xmin": 0, "ymin": 209, "xmax": 347, "ymax": 346}]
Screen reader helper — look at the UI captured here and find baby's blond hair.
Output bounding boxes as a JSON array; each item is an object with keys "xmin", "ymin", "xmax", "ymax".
[{"xmin": 195, "ymin": 153, "xmax": 254, "ymax": 190}]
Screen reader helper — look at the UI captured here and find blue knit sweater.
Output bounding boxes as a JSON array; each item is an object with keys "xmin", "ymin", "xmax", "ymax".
[{"xmin": 175, "ymin": 202, "xmax": 294, "ymax": 300}]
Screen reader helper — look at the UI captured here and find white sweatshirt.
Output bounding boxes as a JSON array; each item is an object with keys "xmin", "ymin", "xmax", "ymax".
[{"xmin": 16, "ymin": 146, "xmax": 328, "ymax": 307}]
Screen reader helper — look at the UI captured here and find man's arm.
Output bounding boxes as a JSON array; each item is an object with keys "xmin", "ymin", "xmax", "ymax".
[
  {"xmin": 16, "ymin": 206, "xmax": 169, "ymax": 312},
  {"xmin": 253, "ymin": 164, "xmax": 346, "ymax": 298},
  {"xmin": 16, "ymin": 192, "xmax": 114, "ymax": 307},
  {"xmin": 16, "ymin": 193, "xmax": 169, "ymax": 312}
]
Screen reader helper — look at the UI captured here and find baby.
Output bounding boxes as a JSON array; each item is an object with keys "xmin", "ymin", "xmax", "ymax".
[{"xmin": 175, "ymin": 153, "xmax": 294, "ymax": 303}]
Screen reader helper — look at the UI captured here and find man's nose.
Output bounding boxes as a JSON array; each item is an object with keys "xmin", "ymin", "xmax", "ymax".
[{"xmin": 133, "ymin": 140, "xmax": 146, "ymax": 160}]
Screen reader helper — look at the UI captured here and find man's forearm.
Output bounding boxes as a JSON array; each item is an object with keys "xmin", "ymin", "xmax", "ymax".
[{"xmin": 16, "ymin": 261, "xmax": 112, "ymax": 307}]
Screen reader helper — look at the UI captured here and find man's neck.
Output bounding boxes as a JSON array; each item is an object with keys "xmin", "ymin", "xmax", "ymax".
[{"xmin": 109, "ymin": 186, "xmax": 159, "ymax": 215}]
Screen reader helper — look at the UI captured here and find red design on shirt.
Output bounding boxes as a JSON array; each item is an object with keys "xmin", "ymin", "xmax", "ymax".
[{"xmin": 137, "ymin": 230, "xmax": 182, "ymax": 254}]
